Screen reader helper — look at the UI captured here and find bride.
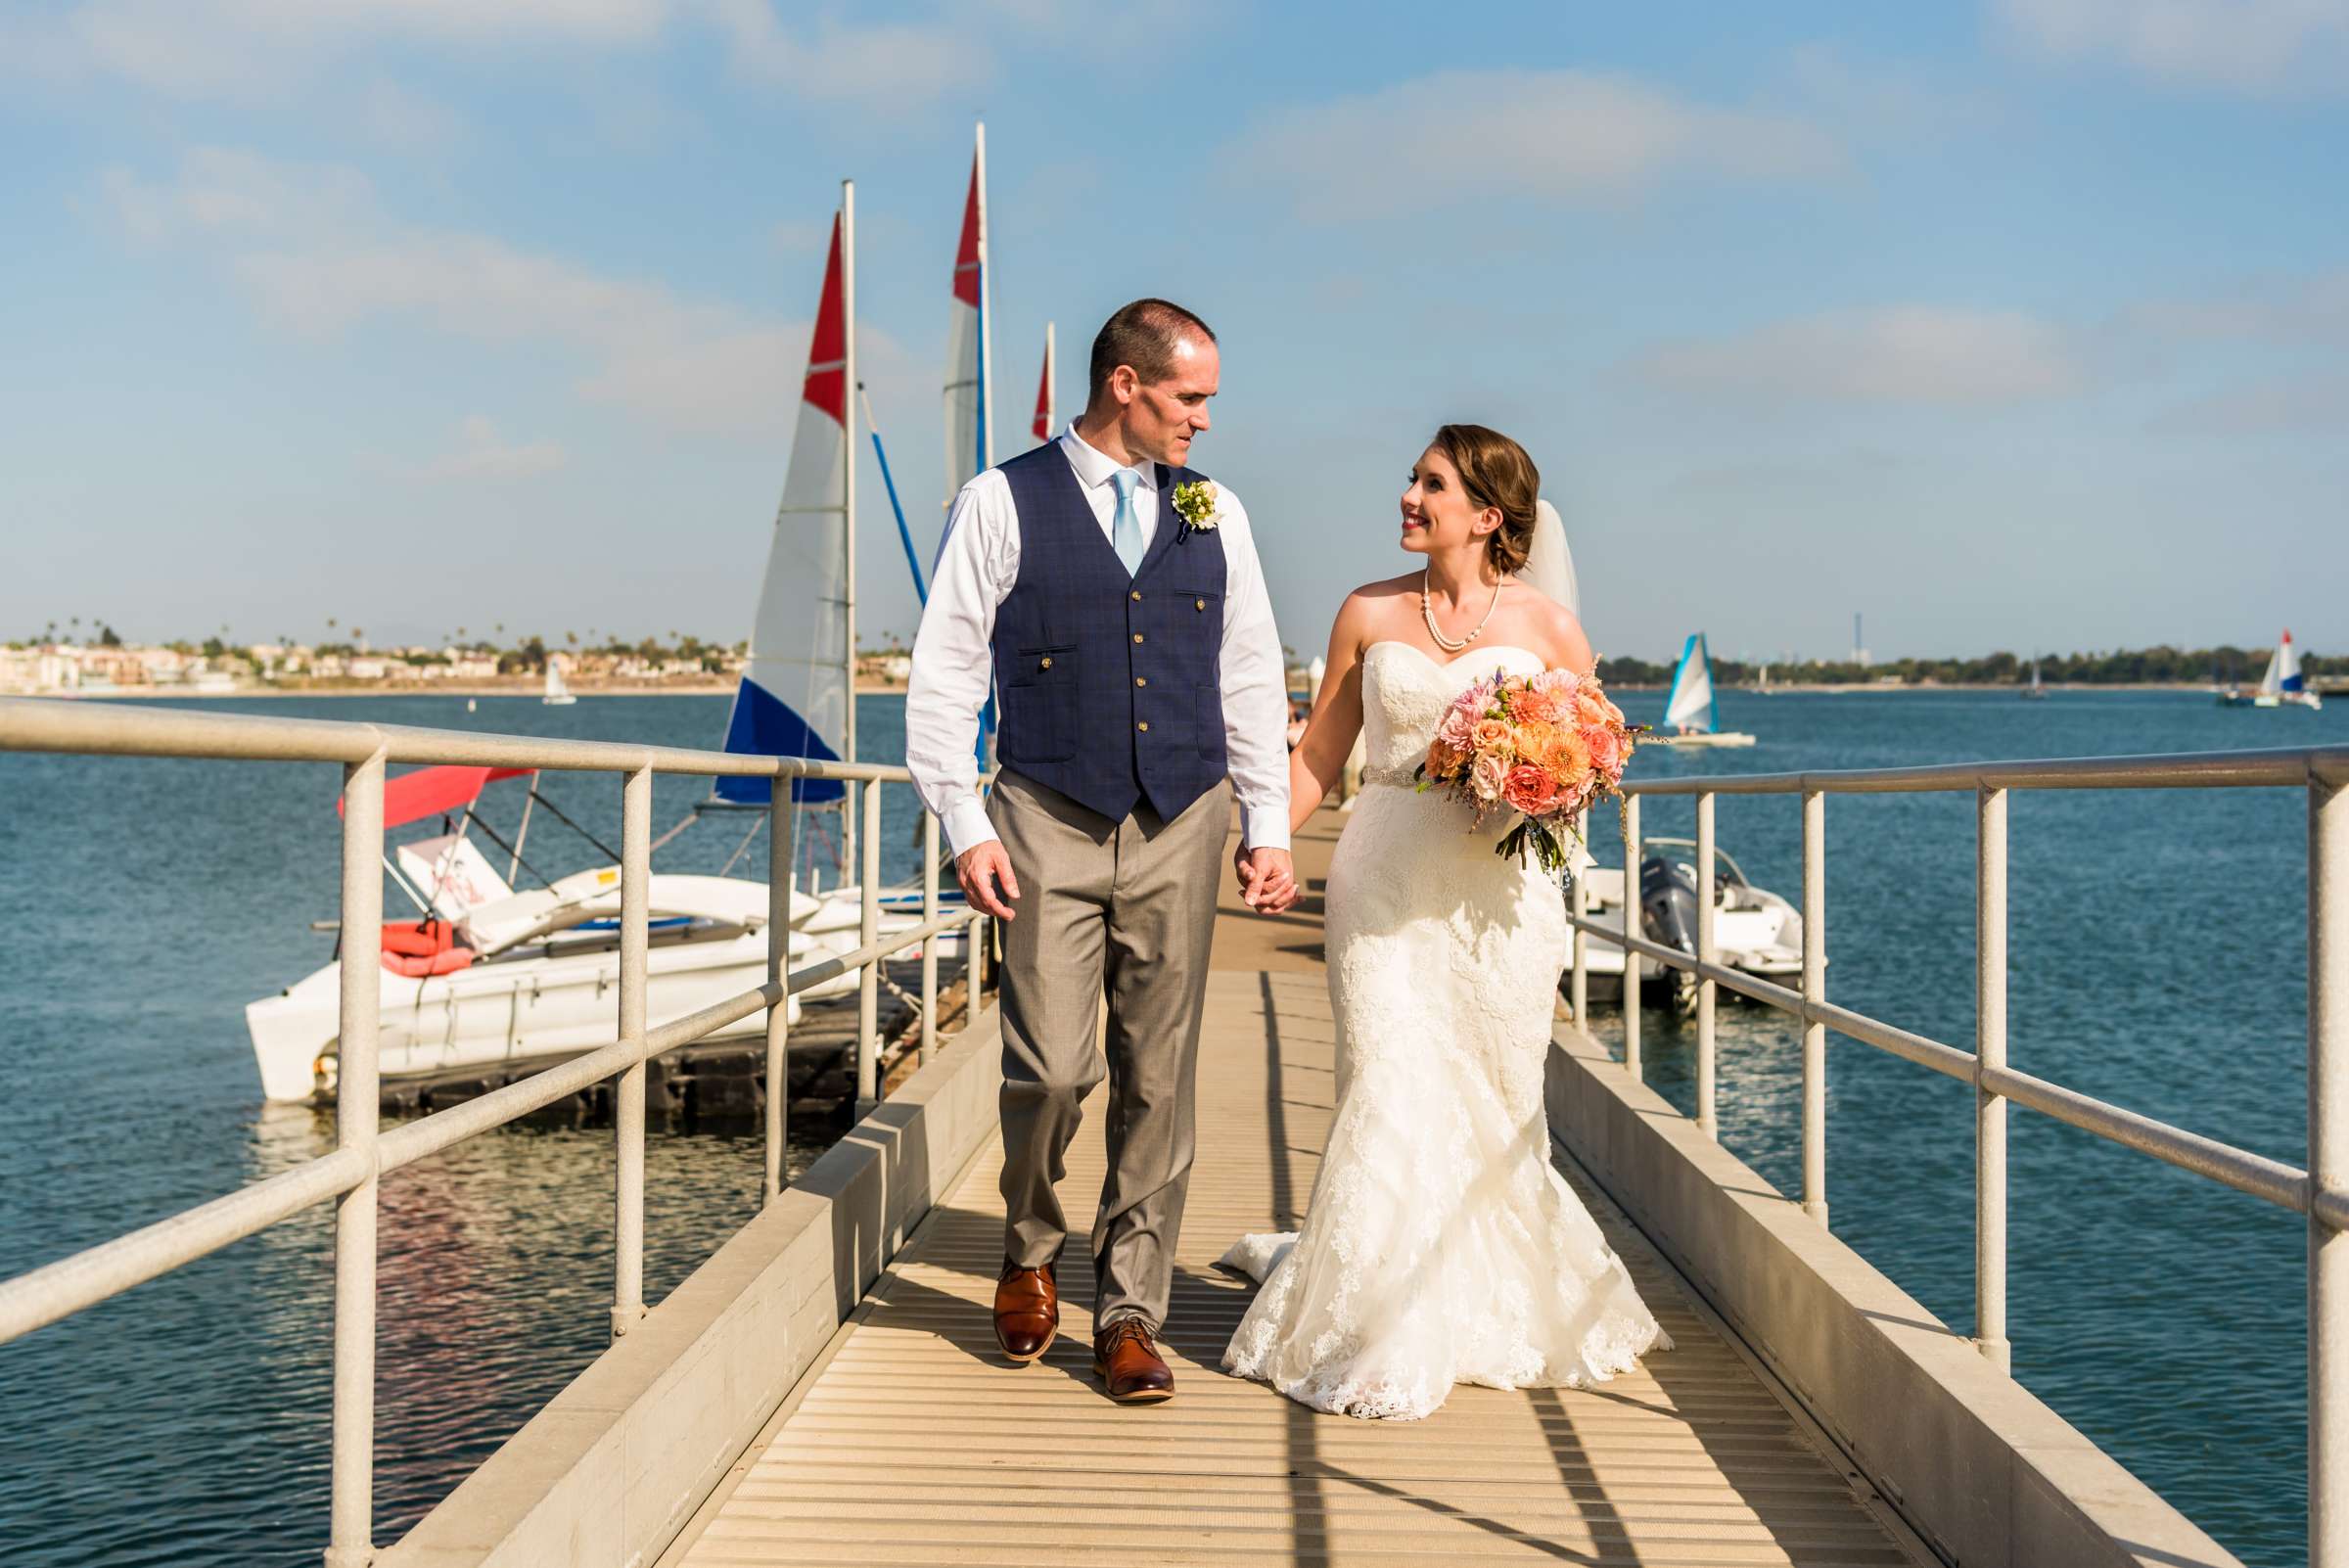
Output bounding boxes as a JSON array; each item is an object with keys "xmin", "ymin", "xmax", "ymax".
[{"xmin": 1220, "ymin": 423, "xmax": 1669, "ymax": 1420}]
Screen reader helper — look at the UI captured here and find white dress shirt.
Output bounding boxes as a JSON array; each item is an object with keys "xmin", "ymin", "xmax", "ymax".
[{"xmin": 906, "ymin": 423, "xmax": 1292, "ymax": 856}]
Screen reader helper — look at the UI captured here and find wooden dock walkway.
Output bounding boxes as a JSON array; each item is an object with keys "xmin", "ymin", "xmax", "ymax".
[{"xmin": 659, "ymin": 808, "xmax": 1923, "ymax": 1567}]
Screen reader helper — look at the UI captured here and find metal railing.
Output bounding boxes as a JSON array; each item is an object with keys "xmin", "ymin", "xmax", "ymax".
[
  {"xmin": 0, "ymin": 698, "xmax": 990, "ymax": 1567},
  {"xmin": 1567, "ymin": 743, "xmax": 2349, "ymax": 1565}
]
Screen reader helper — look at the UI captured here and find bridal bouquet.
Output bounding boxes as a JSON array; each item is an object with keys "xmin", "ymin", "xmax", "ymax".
[{"xmin": 1416, "ymin": 668, "xmax": 1640, "ymax": 873}]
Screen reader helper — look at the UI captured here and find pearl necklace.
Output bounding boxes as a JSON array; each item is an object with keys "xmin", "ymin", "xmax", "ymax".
[{"xmin": 1421, "ymin": 567, "xmax": 1505, "ymax": 652}]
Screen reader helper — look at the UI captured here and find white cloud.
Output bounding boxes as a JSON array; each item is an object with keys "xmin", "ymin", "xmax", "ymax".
[
  {"xmin": 415, "ymin": 416, "xmax": 567, "ymax": 480},
  {"xmin": 703, "ymin": 0, "xmax": 974, "ymax": 102},
  {"xmin": 12, "ymin": 0, "xmax": 985, "ymax": 110},
  {"xmin": 1994, "ymin": 0, "xmax": 2349, "ymax": 96},
  {"xmin": 2130, "ymin": 267, "xmax": 2349, "ymax": 345},
  {"xmin": 2151, "ymin": 368, "xmax": 2349, "ymax": 434},
  {"xmin": 1231, "ymin": 69, "xmax": 1843, "ymax": 221},
  {"xmin": 1633, "ymin": 306, "xmax": 2089, "ymax": 407},
  {"xmin": 93, "ymin": 147, "xmax": 870, "ymax": 438}
]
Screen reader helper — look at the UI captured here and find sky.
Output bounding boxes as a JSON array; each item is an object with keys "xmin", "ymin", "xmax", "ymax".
[{"xmin": 2, "ymin": 0, "xmax": 2345, "ymax": 665}]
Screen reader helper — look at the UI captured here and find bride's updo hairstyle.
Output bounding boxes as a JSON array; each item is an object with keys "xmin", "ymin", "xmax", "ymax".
[{"xmin": 1430, "ymin": 424, "xmax": 1541, "ymax": 576}]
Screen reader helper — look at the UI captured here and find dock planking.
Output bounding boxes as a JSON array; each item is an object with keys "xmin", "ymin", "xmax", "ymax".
[{"xmin": 659, "ymin": 806, "xmax": 1924, "ymax": 1567}]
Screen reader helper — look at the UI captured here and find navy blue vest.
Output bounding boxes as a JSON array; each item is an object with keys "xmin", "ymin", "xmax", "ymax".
[{"xmin": 990, "ymin": 441, "xmax": 1229, "ymax": 825}]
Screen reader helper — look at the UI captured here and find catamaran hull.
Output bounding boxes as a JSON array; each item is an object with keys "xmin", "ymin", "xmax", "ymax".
[{"xmin": 248, "ymin": 933, "xmax": 814, "ymax": 1104}]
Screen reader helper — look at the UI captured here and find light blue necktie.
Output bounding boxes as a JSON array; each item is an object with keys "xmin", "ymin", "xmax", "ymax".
[{"xmin": 1110, "ymin": 469, "xmax": 1145, "ymax": 576}]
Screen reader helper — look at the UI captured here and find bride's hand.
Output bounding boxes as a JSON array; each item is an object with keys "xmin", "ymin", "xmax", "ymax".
[{"xmin": 1235, "ymin": 846, "xmax": 1297, "ymax": 915}]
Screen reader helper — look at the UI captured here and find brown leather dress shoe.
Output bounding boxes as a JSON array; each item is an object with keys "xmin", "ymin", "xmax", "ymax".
[
  {"xmin": 993, "ymin": 1260, "xmax": 1057, "ymax": 1363},
  {"xmin": 1092, "ymin": 1318, "xmax": 1175, "ymax": 1404}
]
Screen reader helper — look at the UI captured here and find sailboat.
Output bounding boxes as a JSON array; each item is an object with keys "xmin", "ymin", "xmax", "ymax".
[
  {"xmin": 2021, "ymin": 657, "xmax": 2050, "ymax": 700},
  {"xmin": 2218, "ymin": 628, "xmax": 2324, "ymax": 710},
  {"xmin": 1656, "ymin": 632, "xmax": 1756, "ymax": 747},
  {"xmin": 541, "ymin": 658, "xmax": 576, "ymax": 706}
]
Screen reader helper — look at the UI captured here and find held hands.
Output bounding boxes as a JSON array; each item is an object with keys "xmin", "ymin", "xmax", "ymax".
[
  {"xmin": 1235, "ymin": 846, "xmax": 1298, "ymax": 916},
  {"xmin": 955, "ymin": 841, "xmax": 1022, "ymax": 921}
]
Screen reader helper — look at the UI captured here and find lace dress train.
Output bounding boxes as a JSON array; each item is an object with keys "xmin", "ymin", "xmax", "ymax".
[{"xmin": 1220, "ymin": 642, "xmax": 1668, "ymax": 1420}]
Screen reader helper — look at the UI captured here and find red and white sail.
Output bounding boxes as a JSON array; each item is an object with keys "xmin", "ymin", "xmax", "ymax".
[
  {"xmin": 720, "ymin": 201, "xmax": 852, "ymax": 806},
  {"xmin": 1032, "ymin": 321, "xmax": 1054, "ymax": 443},
  {"xmin": 943, "ymin": 123, "xmax": 992, "ymax": 502}
]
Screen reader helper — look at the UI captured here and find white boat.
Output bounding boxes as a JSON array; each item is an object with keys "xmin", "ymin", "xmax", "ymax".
[
  {"xmin": 2021, "ymin": 657, "xmax": 2050, "ymax": 700},
  {"xmin": 541, "ymin": 660, "xmax": 576, "ymax": 706},
  {"xmin": 1655, "ymin": 632, "xmax": 1756, "ymax": 747},
  {"xmin": 2218, "ymin": 629, "xmax": 2322, "ymax": 711},
  {"xmin": 1567, "ymin": 839, "xmax": 1813, "ymax": 1010}
]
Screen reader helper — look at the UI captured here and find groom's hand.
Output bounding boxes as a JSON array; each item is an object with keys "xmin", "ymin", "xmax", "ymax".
[
  {"xmin": 956, "ymin": 842, "xmax": 1022, "ymax": 921},
  {"xmin": 1235, "ymin": 846, "xmax": 1297, "ymax": 915}
]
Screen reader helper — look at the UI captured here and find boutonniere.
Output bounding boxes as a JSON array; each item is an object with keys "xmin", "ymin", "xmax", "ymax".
[{"xmin": 1171, "ymin": 480, "xmax": 1221, "ymax": 537}]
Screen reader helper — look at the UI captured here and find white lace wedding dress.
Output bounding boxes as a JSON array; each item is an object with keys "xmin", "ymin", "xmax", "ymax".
[{"xmin": 1220, "ymin": 641, "xmax": 1669, "ymax": 1420}]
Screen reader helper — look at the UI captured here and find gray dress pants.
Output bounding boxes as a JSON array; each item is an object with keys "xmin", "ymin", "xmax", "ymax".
[{"xmin": 989, "ymin": 768, "xmax": 1230, "ymax": 1332}]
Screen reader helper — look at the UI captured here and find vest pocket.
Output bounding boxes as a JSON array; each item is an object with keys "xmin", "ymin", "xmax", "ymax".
[
  {"xmin": 1193, "ymin": 682, "xmax": 1224, "ymax": 760},
  {"xmin": 1003, "ymin": 644, "xmax": 1078, "ymax": 763}
]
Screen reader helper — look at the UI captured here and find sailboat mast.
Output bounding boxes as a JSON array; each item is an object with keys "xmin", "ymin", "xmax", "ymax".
[
  {"xmin": 975, "ymin": 120, "xmax": 994, "ymax": 473},
  {"xmin": 840, "ymin": 176, "xmax": 858, "ymax": 872},
  {"xmin": 1037, "ymin": 321, "xmax": 1054, "ymax": 440}
]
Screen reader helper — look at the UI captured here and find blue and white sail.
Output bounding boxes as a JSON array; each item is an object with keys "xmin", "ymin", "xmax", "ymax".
[
  {"xmin": 2262, "ymin": 628, "xmax": 2307, "ymax": 699},
  {"xmin": 1663, "ymin": 633, "xmax": 1718, "ymax": 734},
  {"xmin": 718, "ymin": 203, "xmax": 852, "ymax": 806}
]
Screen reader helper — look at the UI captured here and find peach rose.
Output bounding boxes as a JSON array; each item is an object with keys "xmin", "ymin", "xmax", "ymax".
[
  {"xmin": 1471, "ymin": 752, "xmax": 1506, "ymax": 803},
  {"xmin": 1581, "ymin": 722, "xmax": 1621, "ymax": 777},
  {"xmin": 1469, "ymin": 716, "xmax": 1512, "ymax": 757},
  {"xmin": 1427, "ymin": 738, "xmax": 1465, "ymax": 778},
  {"xmin": 1502, "ymin": 763, "xmax": 1560, "ymax": 815}
]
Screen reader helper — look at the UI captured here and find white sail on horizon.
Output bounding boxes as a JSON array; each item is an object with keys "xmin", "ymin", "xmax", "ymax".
[{"xmin": 1663, "ymin": 633, "xmax": 1717, "ymax": 733}]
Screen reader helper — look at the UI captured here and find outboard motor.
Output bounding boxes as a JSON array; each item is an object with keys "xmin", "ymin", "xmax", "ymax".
[{"xmin": 1639, "ymin": 854, "xmax": 1702, "ymax": 1016}]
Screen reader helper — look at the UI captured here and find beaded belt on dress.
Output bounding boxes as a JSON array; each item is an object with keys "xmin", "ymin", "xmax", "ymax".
[{"xmin": 1360, "ymin": 762, "xmax": 1417, "ymax": 790}]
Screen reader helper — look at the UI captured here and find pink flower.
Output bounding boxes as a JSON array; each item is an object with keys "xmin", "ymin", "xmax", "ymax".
[
  {"xmin": 1581, "ymin": 722, "xmax": 1621, "ymax": 777},
  {"xmin": 1471, "ymin": 752, "xmax": 1506, "ymax": 803},
  {"xmin": 1502, "ymin": 763, "xmax": 1560, "ymax": 815},
  {"xmin": 1531, "ymin": 668, "xmax": 1581, "ymax": 702},
  {"xmin": 1435, "ymin": 702, "xmax": 1475, "ymax": 752}
]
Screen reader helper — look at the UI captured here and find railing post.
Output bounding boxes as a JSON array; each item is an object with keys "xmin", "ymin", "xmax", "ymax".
[
  {"xmin": 611, "ymin": 766, "xmax": 650, "ymax": 1340},
  {"xmin": 855, "ymin": 777, "xmax": 882, "ymax": 1114},
  {"xmin": 764, "ymin": 782, "xmax": 792, "ymax": 1203},
  {"xmin": 1695, "ymin": 791, "xmax": 1718, "ymax": 1139},
  {"xmin": 1622, "ymin": 794, "xmax": 1641, "ymax": 1079},
  {"xmin": 2313, "ymin": 777, "xmax": 2347, "ymax": 1568},
  {"xmin": 1801, "ymin": 788, "xmax": 1827, "ymax": 1225},
  {"xmin": 919, "ymin": 809, "xmax": 940, "ymax": 1068},
  {"xmin": 1976, "ymin": 785, "xmax": 2011, "ymax": 1373},
  {"xmin": 1569, "ymin": 807, "xmax": 1589, "ymax": 1026},
  {"xmin": 325, "ymin": 750, "xmax": 385, "ymax": 1568}
]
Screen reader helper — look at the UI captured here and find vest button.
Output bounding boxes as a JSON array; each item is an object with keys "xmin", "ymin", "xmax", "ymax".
[
  {"xmin": 1129, "ymin": 590, "xmax": 1141, "ymax": 602},
  {"xmin": 1039, "ymin": 657, "xmax": 1052, "ymax": 669},
  {"xmin": 1131, "ymin": 633, "xmax": 1144, "ymax": 645},
  {"xmin": 1137, "ymin": 721, "xmax": 1150, "ymax": 732},
  {"xmin": 1135, "ymin": 676, "xmax": 1147, "ymax": 688},
  {"xmin": 1196, "ymin": 598, "xmax": 1207, "ymax": 611}
]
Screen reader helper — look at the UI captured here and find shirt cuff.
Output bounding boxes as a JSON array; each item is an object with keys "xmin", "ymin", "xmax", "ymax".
[
  {"xmin": 943, "ymin": 800, "xmax": 1000, "ymax": 858},
  {"xmin": 1240, "ymin": 805, "xmax": 1291, "ymax": 853}
]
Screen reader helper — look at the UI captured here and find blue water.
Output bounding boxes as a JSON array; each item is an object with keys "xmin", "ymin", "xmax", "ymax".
[{"xmin": 0, "ymin": 687, "xmax": 2326, "ymax": 1564}]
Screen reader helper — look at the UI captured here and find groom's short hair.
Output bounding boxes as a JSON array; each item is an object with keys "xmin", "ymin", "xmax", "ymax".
[{"xmin": 1089, "ymin": 299, "xmax": 1217, "ymax": 401}]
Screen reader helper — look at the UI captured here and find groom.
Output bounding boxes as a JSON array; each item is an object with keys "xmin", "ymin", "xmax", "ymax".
[{"xmin": 905, "ymin": 298, "xmax": 1297, "ymax": 1403}]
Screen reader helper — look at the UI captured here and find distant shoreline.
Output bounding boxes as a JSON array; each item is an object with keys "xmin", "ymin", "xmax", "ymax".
[{"xmin": 17, "ymin": 680, "xmax": 914, "ymax": 701}]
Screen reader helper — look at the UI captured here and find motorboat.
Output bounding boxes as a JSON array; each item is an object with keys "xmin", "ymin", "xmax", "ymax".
[
  {"xmin": 1566, "ymin": 838, "xmax": 1812, "ymax": 1011},
  {"xmin": 243, "ymin": 766, "xmax": 963, "ymax": 1103},
  {"xmin": 1652, "ymin": 632, "xmax": 1756, "ymax": 747},
  {"xmin": 2217, "ymin": 629, "xmax": 2322, "ymax": 711}
]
